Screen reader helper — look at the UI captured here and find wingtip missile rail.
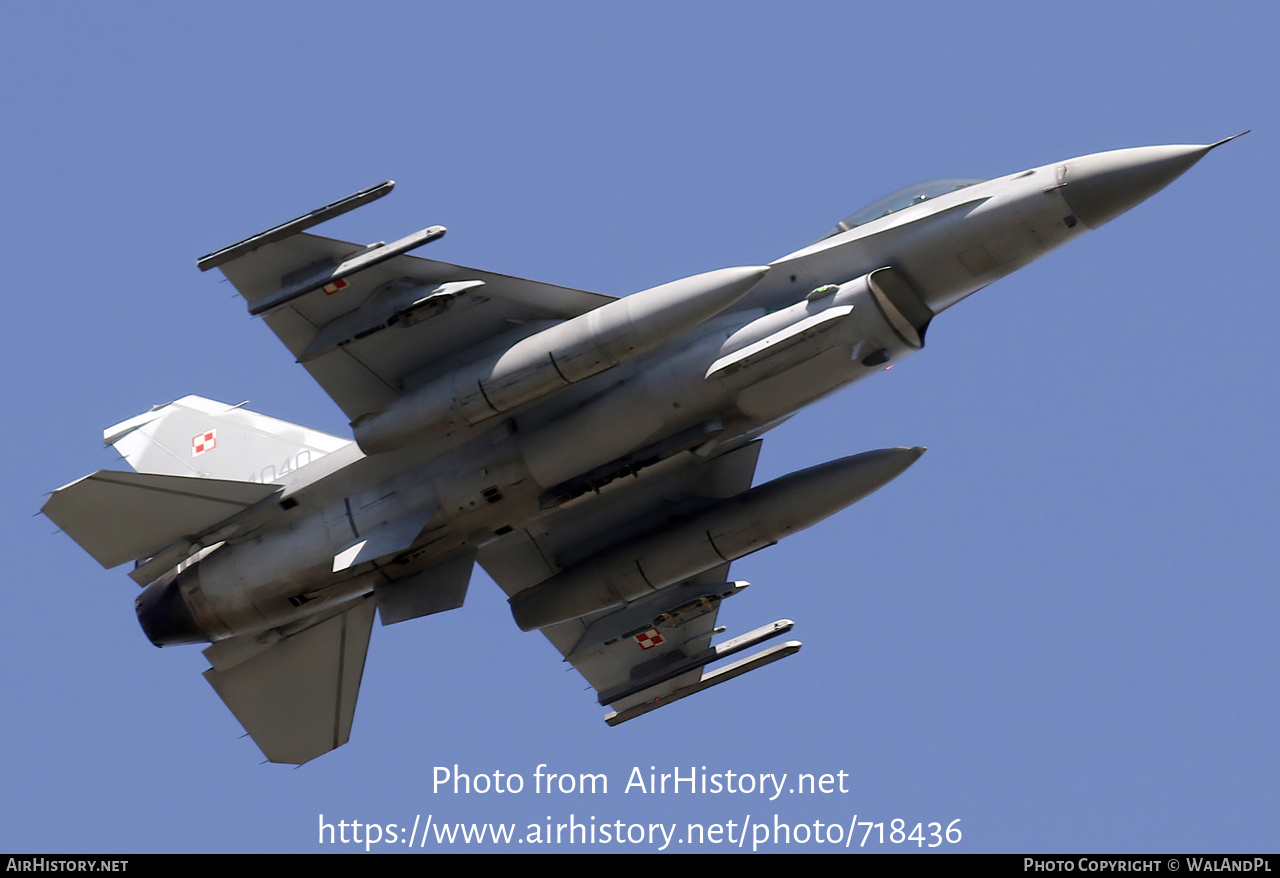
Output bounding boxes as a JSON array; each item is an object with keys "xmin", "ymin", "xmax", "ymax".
[{"xmin": 196, "ymin": 180, "xmax": 397, "ymax": 272}]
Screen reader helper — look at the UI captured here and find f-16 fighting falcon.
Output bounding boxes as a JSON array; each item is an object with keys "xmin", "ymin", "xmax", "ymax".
[{"xmin": 43, "ymin": 136, "xmax": 1244, "ymax": 763}]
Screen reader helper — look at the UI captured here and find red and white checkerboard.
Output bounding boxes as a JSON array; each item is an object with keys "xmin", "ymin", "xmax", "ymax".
[
  {"xmin": 634, "ymin": 628, "xmax": 664, "ymax": 650},
  {"xmin": 192, "ymin": 429, "xmax": 217, "ymax": 456}
]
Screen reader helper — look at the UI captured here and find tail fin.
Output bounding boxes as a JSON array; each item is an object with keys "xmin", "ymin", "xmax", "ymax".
[{"xmin": 104, "ymin": 395, "xmax": 352, "ymax": 484}]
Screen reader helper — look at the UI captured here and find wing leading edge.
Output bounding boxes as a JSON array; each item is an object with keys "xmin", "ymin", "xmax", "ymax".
[{"xmin": 200, "ymin": 184, "xmax": 615, "ymax": 421}]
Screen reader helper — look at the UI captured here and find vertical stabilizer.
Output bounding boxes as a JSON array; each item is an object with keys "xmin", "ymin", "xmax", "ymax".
[{"xmin": 104, "ymin": 396, "xmax": 352, "ymax": 484}]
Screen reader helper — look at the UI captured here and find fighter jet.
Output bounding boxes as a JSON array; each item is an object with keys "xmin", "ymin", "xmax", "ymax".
[{"xmin": 43, "ymin": 136, "xmax": 1243, "ymax": 764}]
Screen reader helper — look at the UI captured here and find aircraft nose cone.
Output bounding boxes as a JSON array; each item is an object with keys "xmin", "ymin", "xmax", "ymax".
[{"xmin": 1060, "ymin": 143, "xmax": 1217, "ymax": 229}]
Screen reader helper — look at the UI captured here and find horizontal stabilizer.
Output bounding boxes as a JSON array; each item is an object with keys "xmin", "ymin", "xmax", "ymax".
[
  {"xmin": 203, "ymin": 597, "xmax": 375, "ymax": 765},
  {"xmin": 42, "ymin": 471, "xmax": 279, "ymax": 569}
]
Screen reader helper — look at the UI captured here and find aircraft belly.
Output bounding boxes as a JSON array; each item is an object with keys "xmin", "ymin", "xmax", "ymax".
[
  {"xmin": 518, "ymin": 276, "xmax": 926, "ymax": 493},
  {"xmin": 733, "ymin": 347, "xmax": 858, "ymax": 421},
  {"xmin": 149, "ymin": 265, "xmax": 935, "ymax": 645},
  {"xmin": 517, "ymin": 329, "xmax": 734, "ymax": 489},
  {"xmin": 519, "ymin": 383, "xmax": 669, "ymax": 488},
  {"xmin": 196, "ymin": 523, "xmax": 354, "ymax": 633}
]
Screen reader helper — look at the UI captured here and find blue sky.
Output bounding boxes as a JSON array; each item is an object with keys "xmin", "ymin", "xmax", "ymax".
[{"xmin": 3, "ymin": 1, "xmax": 1275, "ymax": 853}]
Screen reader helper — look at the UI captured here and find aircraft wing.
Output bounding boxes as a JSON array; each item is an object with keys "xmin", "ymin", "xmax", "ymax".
[
  {"xmin": 200, "ymin": 184, "xmax": 614, "ymax": 421},
  {"xmin": 479, "ymin": 441, "xmax": 802, "ymax": 724}
]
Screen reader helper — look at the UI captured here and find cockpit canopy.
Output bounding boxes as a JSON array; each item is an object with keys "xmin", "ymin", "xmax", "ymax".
[{"xmin": 817, "ymin": 177, "xmax": 987, "ymax": 242}]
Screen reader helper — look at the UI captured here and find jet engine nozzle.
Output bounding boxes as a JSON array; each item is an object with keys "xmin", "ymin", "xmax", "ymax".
[{"xmin": 136, "ymin": 577, "xmax": 206, "ymax": 647}]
